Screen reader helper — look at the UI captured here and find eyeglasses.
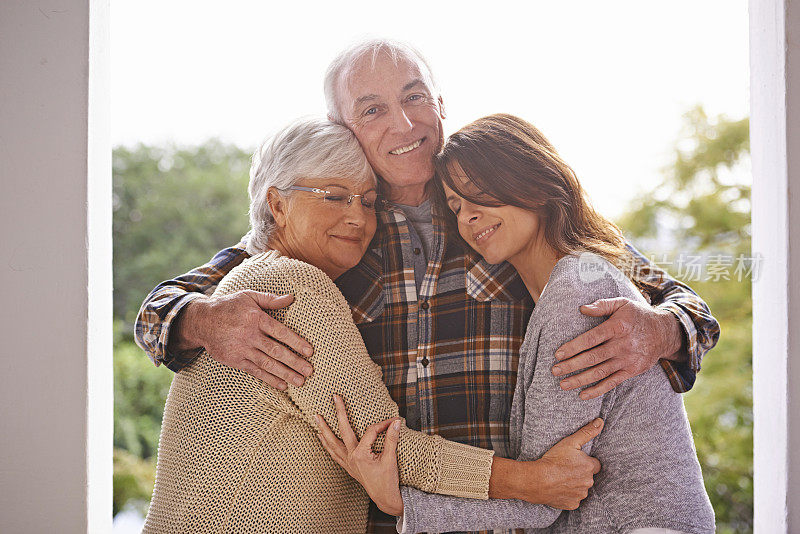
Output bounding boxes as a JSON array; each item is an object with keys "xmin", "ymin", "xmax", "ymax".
[{"xmin": 287, "ymin": 185, "xmax": 383, "ymax": 211}]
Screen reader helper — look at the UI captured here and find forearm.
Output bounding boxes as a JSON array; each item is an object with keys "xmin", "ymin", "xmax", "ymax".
[
  {"xmin": 134, "ymin": 236, "xmax": 250, "ymax": 367},
  {"xmin": 166, "ymin": 296, "xmax": 211, "ymax": 354},
  {"xmin": 399, "ymin": 485, "xmax": 558, "ymax": 534},
  {"xmin": 627, "ymin": 243, "xmax": 720, "ymax": 372},
  {"xmin": 489, "ymin": 456, "xmax": 538, "ymax": 501},
  {"xmin": 655, "ymin": 307, "xmax": 688, "ymax": 364}
]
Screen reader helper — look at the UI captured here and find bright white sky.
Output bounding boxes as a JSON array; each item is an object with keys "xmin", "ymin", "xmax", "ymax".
[{"xmin": 111, "ymin": 0, "xmax": 749, "ymax": 218}]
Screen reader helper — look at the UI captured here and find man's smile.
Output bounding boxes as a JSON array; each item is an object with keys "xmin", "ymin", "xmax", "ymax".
[{"xmin": 389, "ymin": 138, "xmax": 424, "ymax": 155}]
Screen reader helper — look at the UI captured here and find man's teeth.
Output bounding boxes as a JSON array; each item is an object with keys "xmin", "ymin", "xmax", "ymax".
[
  {"xmin": 390, "ymin": 139, "xmax": 422, "ymax": 155},
  {"xmin": 476, "ymin": 224, "xmax": 499, "ymax": 241}
]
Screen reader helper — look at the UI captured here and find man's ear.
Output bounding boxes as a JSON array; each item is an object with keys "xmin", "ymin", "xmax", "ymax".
[
  {"xmin": 267, "ymin": 187, "xmax": 289, "ymax": 228},
  {"xmin": 438, "ymin": 95, "xmax": 447, "ymax": 120}
]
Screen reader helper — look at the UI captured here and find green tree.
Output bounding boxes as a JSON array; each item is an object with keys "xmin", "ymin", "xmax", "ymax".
[
  {"xmin": 618, "ymin": 107, "xmax": 752, "ymax": 533},
  {"xmin": 112, "ymin": 140, "xmax": 252, "ymax": 327}
]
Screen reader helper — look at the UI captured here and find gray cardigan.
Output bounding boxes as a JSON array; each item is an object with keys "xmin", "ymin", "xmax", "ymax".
[{"xmin": 399, "ymin": 254, "xmax": 715, "ymax": 533}]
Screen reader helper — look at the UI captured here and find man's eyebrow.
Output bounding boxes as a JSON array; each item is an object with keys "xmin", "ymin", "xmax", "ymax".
[
  {"xmin": 354, "ymin": 94, "xmax": 379, "ymax": 105},
  {"xmin": 403, "ymin": 79, "xmax": 426, "ymax": 92}
]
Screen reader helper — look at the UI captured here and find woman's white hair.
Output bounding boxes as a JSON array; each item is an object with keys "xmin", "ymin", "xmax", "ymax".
[
  {"xmin": 323, "ymin": 38, "xmax": 440, "ymax": 125},
  {"xmin": 247, "ymin": 116, "xmax": 375, "ymax": 255}
]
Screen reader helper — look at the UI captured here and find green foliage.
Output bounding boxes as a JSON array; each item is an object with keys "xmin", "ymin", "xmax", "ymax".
[
  {"xmin": 114, "ymin": 324, "xmax": 174, "ymax": 459},
  {"xmin": 113, "ymin": 447, "xmax": 157, "ymax": 517},
  {"xmin": 617, "ymin": 108, "xmax": 752, "ymax": 533},
  {"xmin": 113, "ymin": 140, "xmax": 252, "ymax": 326},
  {"xmin": 618, "ymin": 107, "xmax": 750, "ymax": 254}
]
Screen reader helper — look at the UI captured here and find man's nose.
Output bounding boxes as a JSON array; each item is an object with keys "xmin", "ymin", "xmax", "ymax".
[{"xmin": 388, "ymin": 105, "xmax": 413, "ymax": 132}]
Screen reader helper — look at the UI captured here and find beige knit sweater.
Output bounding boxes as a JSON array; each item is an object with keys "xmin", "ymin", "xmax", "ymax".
[{"xmin": 143, "ymin": 250, "xmax": 495, "ymax": 534}]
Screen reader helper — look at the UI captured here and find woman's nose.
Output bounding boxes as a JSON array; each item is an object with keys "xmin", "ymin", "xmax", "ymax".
[
  {"xmin": 458, "ymin": 202, "xmax": 480, "ymax": 225},
  {"xmin": 344, "ymin": 199, "xmax": 369, "ymax": 225}
]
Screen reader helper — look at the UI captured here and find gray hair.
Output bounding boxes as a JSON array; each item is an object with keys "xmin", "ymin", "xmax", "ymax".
[
  {"xmin": 247, "ymin": 116, "xmax": 375, "ymax": 255},
  {"xmin": 323, "ymin": 38, "xmax": 441, "ymax": 125}
]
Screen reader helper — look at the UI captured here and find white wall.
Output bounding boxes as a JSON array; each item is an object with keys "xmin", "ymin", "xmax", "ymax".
[
  {"xmin": 751, "ymin": 0, "xmax": 800, "ymax": 532},
  {"xmin": 0, "ymin": 1, "xmax": 112, "ymax": 532}
]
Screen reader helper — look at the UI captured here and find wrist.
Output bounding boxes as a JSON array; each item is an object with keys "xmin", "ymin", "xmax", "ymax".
[
  {"xmin": 168, "ymin": 296, "xmax": 211, "ymax": 353},
  {"xmin": 488, "ymin": 457, "xmax": 531, "ymax": 501},
  {"xmin": 658, "ymin": 308, "xmax": 687, "ymax": 363}
]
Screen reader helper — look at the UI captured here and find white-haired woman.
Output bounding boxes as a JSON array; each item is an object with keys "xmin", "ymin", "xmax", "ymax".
[{"xmin": 143, "ymin": 117, "xmax": 602, "ymax": 533}]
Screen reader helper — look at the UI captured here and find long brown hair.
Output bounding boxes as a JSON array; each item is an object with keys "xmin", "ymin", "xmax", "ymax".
[{"xmin": 434, "ymin": 113, "xmax": 658, "ymax": 294}]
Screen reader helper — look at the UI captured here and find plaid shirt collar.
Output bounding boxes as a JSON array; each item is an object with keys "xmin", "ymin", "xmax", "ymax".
[{"xmin": 347, "ymin": 199, "xmax": 527, "ymax": 321}]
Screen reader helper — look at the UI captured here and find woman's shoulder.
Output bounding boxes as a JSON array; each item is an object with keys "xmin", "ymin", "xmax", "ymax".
[
  {"xmin": 536, "ymin": 253, "xmax": 645, "ymax": 315},
  {"xmin": 217, "ymin": 250, "xmax": 347, "ymax": 308}
]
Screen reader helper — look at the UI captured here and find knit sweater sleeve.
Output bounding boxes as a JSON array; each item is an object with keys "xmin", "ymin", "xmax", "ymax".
[{"xmin": 222, "ymin": 253, "xmax": 494, "ymax": 499}]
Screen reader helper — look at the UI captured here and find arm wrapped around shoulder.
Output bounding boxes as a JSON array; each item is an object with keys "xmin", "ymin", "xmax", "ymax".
[{"xmin": 231, "ymin": 254, "xmax": 494, "ymax": 499}]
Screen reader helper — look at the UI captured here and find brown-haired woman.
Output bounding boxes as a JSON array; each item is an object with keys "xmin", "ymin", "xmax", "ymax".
[{"xmin": 330, "ymin": 114, "xmax": 716, "ymax": 533}]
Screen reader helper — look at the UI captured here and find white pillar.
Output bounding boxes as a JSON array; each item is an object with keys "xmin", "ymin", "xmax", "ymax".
[
  {"xmin": 0, "ymin": 1, "xmax": 112, "ymax": 532},
  {"xmin": 751, "ymin": 0, "xmax": 800, "ymax": 532}
]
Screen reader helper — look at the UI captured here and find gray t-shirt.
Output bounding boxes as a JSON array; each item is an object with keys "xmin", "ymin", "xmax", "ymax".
[
  {"xmin": 393, "ymin": 199, "xmax": 434, "ymax": 292},
  {"xmin": 399, "ymin": 254, "xmax": 715, "ymax": 534}
]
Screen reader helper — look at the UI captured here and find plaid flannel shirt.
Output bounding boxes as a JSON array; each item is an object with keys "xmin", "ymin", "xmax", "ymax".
[{"xmin": 135, "ymin": 202, "xmax": 719, "ymax": 534}]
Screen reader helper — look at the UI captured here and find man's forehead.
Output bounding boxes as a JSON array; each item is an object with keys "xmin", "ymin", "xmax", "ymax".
[{"xmin": 341, "ymin": 53, "xmax": 430, "ymax": 98}]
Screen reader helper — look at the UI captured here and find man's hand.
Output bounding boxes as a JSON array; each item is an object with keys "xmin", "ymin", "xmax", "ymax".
[
  {"xmin": 551, "ymin": 297, "xmax": 685, "ymax": 400},
  {"xmin": 171, "ymin": 290, "xmax": 314, "ymax": 390},
  {"xmin": 490, "ymin": 419, "xmax": 603, "ymax": 510},
  {"xmin": 315, "ymin": 395, "xmax": 404, "ymax": 516}
]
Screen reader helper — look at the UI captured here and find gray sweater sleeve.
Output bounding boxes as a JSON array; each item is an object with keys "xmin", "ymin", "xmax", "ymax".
[{"xmin": 399, "ymin": 258, "xmax": 634, "ymax": 534}]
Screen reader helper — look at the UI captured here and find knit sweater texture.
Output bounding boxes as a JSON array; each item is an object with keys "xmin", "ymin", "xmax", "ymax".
[
  {"xmin": 399, "ymin": 254, "xmax": 715, "ymax": 534},
  {"xmin": 143, "ymin": 251, "xmax": 494, "ymax": 533}
]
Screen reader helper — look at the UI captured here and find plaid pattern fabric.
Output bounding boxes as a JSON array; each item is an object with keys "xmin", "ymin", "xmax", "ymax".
[
  {"xmin": 134, "ymin": 203, "xmax": 720, "ymax": 534},
  {"xmin": 134, "ymin": 235, "xmax": 250, "ymax": 372}
]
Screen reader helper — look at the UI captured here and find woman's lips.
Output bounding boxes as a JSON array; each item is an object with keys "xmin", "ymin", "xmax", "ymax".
[
  {"xmin": 474, "ymin": 223, "xmax": 501, "ymax": 244},
  {"xmin": 332, "ymin": 235, "xmax": 363, "ymax": 244}
]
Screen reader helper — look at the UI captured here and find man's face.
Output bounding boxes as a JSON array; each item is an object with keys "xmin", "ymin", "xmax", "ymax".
[{"xmin": 337, "ymin": 52, "xmax": 445, "ymax": 204}]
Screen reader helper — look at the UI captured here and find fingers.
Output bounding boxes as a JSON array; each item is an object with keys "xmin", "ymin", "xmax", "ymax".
[
  {"xmin": 578, "ymin": 370, "xmax": 631, "ymax": 400},
  {"xmin": 253, "ymin": 335, "xmax": 312, "ymax": 385},
  {"xmin": 381, "ymin": 419, "xmax": 401, "ymax": 462},
  {"xmin": 578, "ymin": 297, "xmax": 629, "ymax": 317},
  {"xmin": 557, "ymin": 357, "xmax": 618, "ymax": 390},
  {"xmin": 239, "ymin": 359, "xmax": 288, "ymax": 391},
  {"xmin": 247, "ymin": 290, "xmax": 294, "ymax": 310},
  {"xmin": 333, "ymin": 395, "xmax": 359, "ymax": 449},
  {"xmin": 554, "ymin": 321, "xmax": 615, "ymax": 362},
  {"xmin": 552, "ymin": 339, "xmax": 618, "ymax": 376},
  {"xmin": 248, "ymin": 346, "xmax": 306, "ymax": 387},
  {"xmin": 315, "ymin": 414, "xmax": 348, "ymax": 466},
  {"xmin": 590, "ymin": 457, "xmax": 601, "ymax": 474},
  {"xmin": 561, "ymin": 418, "xmax": 604, "ymax": 449},
  {"xmin": 250, "ymin": 295, "xmax": 314, "ymax": 359},
  {"xmin": 355, "ymin": 419, "xmax": 395, "ymax": 456}
]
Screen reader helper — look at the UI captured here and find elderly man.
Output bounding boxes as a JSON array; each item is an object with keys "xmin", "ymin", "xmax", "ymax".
[{"xmin": 135, "ymin": 39, "xmax": 719, "ymax": 533}]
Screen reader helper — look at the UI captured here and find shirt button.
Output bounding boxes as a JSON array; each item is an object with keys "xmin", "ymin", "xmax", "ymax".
[
  {"xmin": 420, "ymin": 300, "xmax": 430, "ymax": 310},
  {"xmin": 421, "ymin": 357, "xmax": 429, "ymax": 367},
  {"xmin": 413, "ymin": 247, "xmax": 421, "ymax": 255}
]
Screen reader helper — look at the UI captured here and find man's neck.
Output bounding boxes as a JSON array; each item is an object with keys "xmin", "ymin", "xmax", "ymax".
[{"xmin": 387, "ymin": 184, "xmax": 430, "ymax": 207}]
